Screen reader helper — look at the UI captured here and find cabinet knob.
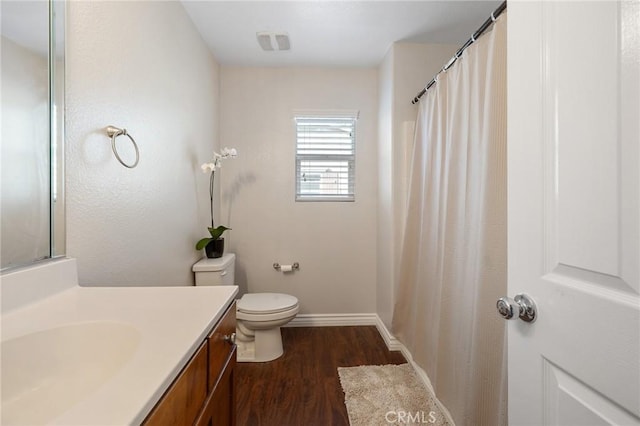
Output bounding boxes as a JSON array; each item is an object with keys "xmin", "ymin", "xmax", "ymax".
[{"xmin": 223, "ymin": 332, "xmax": 236, "ymax": 345}]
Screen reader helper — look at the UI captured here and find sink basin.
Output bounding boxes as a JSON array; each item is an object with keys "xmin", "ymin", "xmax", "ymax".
[{"xmin": 1, "ymin": 321, "xmax": 140, "ymax": 425}]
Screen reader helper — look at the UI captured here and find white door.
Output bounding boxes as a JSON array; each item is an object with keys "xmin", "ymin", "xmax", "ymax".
[{"xmin": 507, "ymin": 1, "xmax": 640, "ymax": 425}]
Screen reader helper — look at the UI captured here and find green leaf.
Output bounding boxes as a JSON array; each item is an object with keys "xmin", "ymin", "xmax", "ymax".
[
  {"xmin": 195, "ymin": 237, "xmax": 213, "ymax": 250},
  {"xmin": 207, "ymin": 225, "xmax": 231, "ymax": 240}
]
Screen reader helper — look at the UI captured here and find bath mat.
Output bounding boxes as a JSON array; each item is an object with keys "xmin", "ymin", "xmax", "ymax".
[{"xmin": 337, "ymin": 363, "xmax": 451, "ymax": 426}]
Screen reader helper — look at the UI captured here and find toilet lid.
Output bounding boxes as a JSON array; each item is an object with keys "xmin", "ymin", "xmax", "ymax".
[{"xmin": 238, "ymin": 293, "xmax": 298, "ymax": 314}]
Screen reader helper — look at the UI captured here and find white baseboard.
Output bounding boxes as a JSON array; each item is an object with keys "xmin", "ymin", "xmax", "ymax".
[
  {"xmin": 374, "ymin": 315, "xmax": 403, "ymax": 351},
  {"xmin": 286, "ymin": 313, "xmax": 403, "ymax": 353},
  {"xmin": 285, "ymin": 313, "xmax": 378, "ymax": 327}
]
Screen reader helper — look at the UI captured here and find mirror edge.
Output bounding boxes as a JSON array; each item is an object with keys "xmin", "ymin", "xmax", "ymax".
[
  {"xmin": 51, "ymin": 0, "xmax": 66, "ymax": 262},
  {"xmin": 1, "ymin": 0, "xmax": 66, "ymax": 273}
]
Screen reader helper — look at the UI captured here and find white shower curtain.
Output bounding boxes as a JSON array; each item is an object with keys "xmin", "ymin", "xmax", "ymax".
[{"xmin": 392, "ymin": 15, "xmax": 507, "ymax": 426}]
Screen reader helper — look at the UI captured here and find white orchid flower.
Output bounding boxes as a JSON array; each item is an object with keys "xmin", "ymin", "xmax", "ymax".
[
  {"xmin": 198, "ymin": 147, "xmax": 238, "ymax": 242},
  {"xmin": 201, "ymin": 163, "xmax": 216, "ymax": 173},
  {"xmin": 200, "ymin": 147, "xmax": 237, "ymax": 172},
  {"xmin": 220, "ymin": 147, "xmax": 238, "ymax": 158}
]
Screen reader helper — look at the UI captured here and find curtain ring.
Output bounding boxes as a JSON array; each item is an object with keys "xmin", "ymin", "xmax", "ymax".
[
  {"xmin": 491, "ymin": 11, "xmax": 497, "ymax": 22},
  {"xmin": 106, "ymin": 126, "xmax": 140, "ymax": 168}
]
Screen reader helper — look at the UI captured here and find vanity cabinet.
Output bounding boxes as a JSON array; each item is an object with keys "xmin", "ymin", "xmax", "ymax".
[{"xmin": 144, "ymin": 301, "xmax": 236, "ymax": 426}]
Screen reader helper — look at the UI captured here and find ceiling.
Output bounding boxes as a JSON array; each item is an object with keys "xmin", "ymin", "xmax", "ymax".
[{"xmin": 181, "ymin": 1, "xmax": 502, "ymax": 67}]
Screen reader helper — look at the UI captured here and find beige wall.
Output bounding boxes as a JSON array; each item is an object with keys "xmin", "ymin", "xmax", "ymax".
[
  {"xmin": 377, "ymin": 43, "xmax": 458, "ymax": 327},
  {"xmin": 219, "ymin": 67, "xmax": 378, "ymax": 315},
  {"xmin": 66, "ymin": 2, "xmax": 220, "ymax": 286}
]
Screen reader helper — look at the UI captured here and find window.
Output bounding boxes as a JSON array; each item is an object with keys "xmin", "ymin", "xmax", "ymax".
[{"xmin": 295, "ymin": 113, "xmax": 357, "ymax": 201}]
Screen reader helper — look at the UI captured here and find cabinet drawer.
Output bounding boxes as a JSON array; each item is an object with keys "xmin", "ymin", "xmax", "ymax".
[
  {"xmin": 143, "ymin": 341, "xmax": 208, "ymax": 426},
  {"xmin": 208, "ymin": 301, "xmax": 236, "ymax": 391}
]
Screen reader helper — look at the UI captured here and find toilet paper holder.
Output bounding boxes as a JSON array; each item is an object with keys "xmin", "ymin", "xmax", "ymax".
[{"xmin": 273, "ymin": 262, "xmax": 300, "ymax": 271}]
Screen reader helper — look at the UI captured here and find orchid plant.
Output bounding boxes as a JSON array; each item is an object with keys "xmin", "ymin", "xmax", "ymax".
[{"xmin": 195, "ymin": 147, "xmax": 237, "ymax": 251}]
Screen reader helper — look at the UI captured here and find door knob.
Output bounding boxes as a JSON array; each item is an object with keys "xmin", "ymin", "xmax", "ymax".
[{"xmin": 496, "ymin": 294, "xmax": 537, "ymax": 323}]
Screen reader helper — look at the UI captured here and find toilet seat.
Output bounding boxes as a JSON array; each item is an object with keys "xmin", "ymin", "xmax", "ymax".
[
  {"xmin": 236, "ymin": 304, "xmax": 299, "ymax": 323},
  {"xmin": 237, "ymin": 293, "xmax": 298, "ymax": 315}
]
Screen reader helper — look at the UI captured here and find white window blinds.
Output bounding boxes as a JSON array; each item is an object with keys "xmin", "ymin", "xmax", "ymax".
[{"xmin": 295, "ymin": 115, "xmax": 356, "ymax": 201}]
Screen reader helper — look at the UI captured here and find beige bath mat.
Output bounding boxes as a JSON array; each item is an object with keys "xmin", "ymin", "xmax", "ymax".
[{"xmin": 337, "ymin": 363, "xmax": 451, "ymax": 426}]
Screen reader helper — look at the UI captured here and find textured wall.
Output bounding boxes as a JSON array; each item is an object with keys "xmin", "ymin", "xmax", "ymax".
[
  {"xmin": 66, "ymin": 2, "xmax": 220, "ymax": 286},
  {"xmin": 219, "ymin": 67, "xmax": 378, "ymax": 315}
]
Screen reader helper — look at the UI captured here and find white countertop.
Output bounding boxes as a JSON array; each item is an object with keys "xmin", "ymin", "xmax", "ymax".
[{"xmin": 1, "ymin": 281, "xmax": 238, "ymax": 425}]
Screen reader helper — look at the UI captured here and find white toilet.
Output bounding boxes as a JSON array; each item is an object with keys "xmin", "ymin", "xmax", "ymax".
[{"xmin": 192, "ymin": 253, "xmax": 299, "ymax": 362}]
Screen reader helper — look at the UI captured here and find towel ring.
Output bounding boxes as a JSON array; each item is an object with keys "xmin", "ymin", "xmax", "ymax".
[{"xmin": 106, "ymin": 125, "xmax": 139, "ymax": 168}]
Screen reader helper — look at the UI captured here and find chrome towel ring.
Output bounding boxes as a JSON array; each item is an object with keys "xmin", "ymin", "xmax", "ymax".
[{"xmin": 106, "ymin": 125, "xmax": 139, "ymax": 168}]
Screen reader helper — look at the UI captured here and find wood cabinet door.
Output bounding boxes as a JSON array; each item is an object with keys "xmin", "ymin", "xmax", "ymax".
[
  {"xmin": 208, "ymin": 347, "xmax": 236, "ymax": 426},
  {"xmin": 143, "ymin": 342, "xmax": 208, "ymax": 426},
  {"xmin": 195, "ymin": 303, "xmax": 237, "ymax": 426},
  {"xmin": 207, "ymin": 302, "xmax": 236, "ymax": 392}
]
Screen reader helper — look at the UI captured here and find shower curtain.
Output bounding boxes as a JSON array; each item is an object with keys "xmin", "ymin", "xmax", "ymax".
[{"xmin": 391, "ymin": 15, "xmax": 507, "ymax": 426}]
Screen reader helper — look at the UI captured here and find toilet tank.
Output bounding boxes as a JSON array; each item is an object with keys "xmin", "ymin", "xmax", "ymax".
[{"xmin": 192, "ymin": 253, "xmax": 235, "ymax": 286}]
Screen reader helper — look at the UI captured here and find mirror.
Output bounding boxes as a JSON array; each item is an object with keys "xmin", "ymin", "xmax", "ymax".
[{"xmin": 1, "ymin": 0, "xmax": 65, "ymax": 270}]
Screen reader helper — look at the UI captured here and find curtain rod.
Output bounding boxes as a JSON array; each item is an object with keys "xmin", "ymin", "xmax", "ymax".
[{"xmin": 411, "ymin": 1, "xmax": 507, "ymax": 105}]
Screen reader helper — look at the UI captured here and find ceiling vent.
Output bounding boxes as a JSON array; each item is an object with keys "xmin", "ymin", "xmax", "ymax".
[{"xmin": 256, "ymin": 32, "xmax": 290, "ymax": 51}]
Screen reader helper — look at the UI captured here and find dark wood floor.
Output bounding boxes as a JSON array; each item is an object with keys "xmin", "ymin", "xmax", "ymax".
[{"xmin": 235, "ymin": 326, "xmax": 407, "ymax": 426}]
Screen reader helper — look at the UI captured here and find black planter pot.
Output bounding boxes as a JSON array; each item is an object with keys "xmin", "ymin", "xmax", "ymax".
[{"xmin": 205, "ymin": 238, "xmax": 225, "ymax": 259}]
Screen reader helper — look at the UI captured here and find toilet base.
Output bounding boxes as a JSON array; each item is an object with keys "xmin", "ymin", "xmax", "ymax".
[{"xmin": 236, "ymin": 326, "xmax": 284, "ymax": 362}]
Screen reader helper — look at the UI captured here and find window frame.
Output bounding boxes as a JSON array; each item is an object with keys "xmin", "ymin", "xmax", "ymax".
[{"xmin": 294, "ymin": 111, "xmax": 358, "ymax": 202}]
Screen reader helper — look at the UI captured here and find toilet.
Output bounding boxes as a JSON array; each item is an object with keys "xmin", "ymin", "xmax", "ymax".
[{"xmin": 192, "ymin": 253, "xmax": 299, "ymax": 362}]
